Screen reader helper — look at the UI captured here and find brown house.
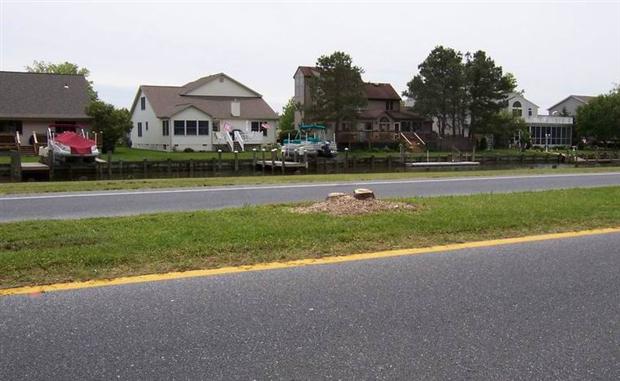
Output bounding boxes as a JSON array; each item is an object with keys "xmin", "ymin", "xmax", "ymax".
[{"xmin": 293, "ymin": 66, "xmax": 432, "ymax": 148}]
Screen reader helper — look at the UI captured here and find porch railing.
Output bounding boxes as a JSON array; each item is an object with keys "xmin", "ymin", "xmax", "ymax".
[{"xmin": 234, "ymin": 130, "xmax": 245, "ymax": 151}]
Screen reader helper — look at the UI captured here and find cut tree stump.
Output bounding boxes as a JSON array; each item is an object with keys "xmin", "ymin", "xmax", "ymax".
[{"xmin": 353, "ymin": 188, "xmax": 375, "ymax": 200}]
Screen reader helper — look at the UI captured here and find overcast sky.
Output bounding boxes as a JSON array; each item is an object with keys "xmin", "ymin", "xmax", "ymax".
[{"xmin": 1, "ymin": 0, "xmax": 619, "ymax": 113}]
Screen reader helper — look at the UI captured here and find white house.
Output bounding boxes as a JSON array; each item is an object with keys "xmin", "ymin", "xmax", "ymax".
[
  {"xmin": 129, "ymin": 73, "xmax": 278, "ymax": 152},
  {"xmin": 506, "ymin": 93, "xmax": 573, "ymax": 147}
]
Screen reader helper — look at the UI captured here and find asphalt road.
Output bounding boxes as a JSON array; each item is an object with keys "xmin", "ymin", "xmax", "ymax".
[
  {"xmin": 1, "ymin": 172, "xmax": 620, "ymax": 222},
  {"xmin": 1, "ymin": 232, "xmax": 619, "ymax": 380}
]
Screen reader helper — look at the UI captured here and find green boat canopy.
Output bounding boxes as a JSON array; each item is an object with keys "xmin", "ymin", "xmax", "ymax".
[{"xmin": 299, "ymin": 124, "xmax": 326, "ymax": 130}]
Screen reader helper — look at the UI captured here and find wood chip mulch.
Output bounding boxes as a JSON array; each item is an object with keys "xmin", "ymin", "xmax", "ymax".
[{"xmin": 291, "ymin": 195, "xmax": 417, "ymax": 216}]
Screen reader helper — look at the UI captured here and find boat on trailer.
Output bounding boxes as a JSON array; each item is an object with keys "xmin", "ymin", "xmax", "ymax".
[
  {"xmin": 282, "ymin": 124, "xmax": 337, "ymax": 158},
  {"xmin": 38, "ymin": 124, "xmax": 100, "ymax": 163}
]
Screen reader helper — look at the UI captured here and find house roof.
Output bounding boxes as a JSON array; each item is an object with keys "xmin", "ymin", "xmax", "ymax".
[
  {"xmin": 0, "ymin": 71, "xmax": 91, "ymax": 119},
  {"xmin": 548, "ymin": 94, "xmax": 596, "ymax": 110},
  {"xmin": 507, "ymin": 92, "xmax": 540, "ymax": 108},
  {"xmin": 364, "ymin": 83, "xmax": 401, "ymax": 100},
  {"xmin": 296, "ymin": 66, "xmax": 319, "ymax": 77},
  {"xmin": 136, "ymin": 82, "xmax": 278, "ymax": 120},
  {"xmin": 180, "ymin": 73, "xmax": 262, "ymax": 97}
]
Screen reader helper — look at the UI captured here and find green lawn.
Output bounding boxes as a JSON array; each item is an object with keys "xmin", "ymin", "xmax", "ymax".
[
  {"xmin": 1, "ymin": 166, "xmax": 619, "ymax": 195},
  {"xmin": 1, "ymin": 186, "xmax": 619, "ymax": 289}
]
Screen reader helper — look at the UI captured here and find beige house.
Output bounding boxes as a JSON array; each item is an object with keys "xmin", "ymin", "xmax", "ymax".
[{"xmin": 129, "ymin": 73, "xmax": 278, "ymax": 152}]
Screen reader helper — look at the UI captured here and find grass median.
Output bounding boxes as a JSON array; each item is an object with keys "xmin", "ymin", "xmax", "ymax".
[
  {"xmin": 1, "ymin": 186, "xmax": 619, "ymax": 289},
  {"xmin": 1, "ymin": 166, "xmax": 619, "ymax": 195}
]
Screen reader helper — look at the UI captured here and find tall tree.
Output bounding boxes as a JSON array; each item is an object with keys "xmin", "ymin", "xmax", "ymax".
[
  {"xmin": 86, "ymin": 100, "xmax": 133, "ymax": 153},
  {"xmin": 26, "ymin": 60, "xmax": 98, "ymax": 101},
  {"xmin": 576, "ymin": 87, "xmax": 620, "ymax": 144},
  {"xmin": 403, "ymin": 46, "xmax": 465, "ymax": 137},
  {"xmin": 465, "ymin": 51, "xmax": 516, "ymax": 139},
  {"xmin": 306, "ymin": 51, "xmax": 366, "ymax": 129},
  {"xmin": 278, "ymin": 98, "xmax": 296, "ymax": 140}
]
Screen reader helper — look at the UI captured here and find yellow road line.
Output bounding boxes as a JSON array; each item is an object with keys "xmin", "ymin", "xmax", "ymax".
[{"xmin": 1, "ymin": 227, "xmax": 619, "ymax": 297}]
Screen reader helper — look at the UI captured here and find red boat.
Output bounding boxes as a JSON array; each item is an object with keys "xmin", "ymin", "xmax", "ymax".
[{"xmin": 40, "ymin": 124, "xmax": 100, "ymax": 162}]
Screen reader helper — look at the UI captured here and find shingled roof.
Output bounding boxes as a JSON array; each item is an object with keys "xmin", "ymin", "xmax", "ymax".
[
  {"xmin": 0, "ymin": 71, "xmax": 91, "ymax": 119},
  {"xmin": 364, "ymin": 83, "xmax": 401, "ymax": 100},
  {"xmin": 134, "ymin": 74, "xmax": 277, "ymax": 120}
]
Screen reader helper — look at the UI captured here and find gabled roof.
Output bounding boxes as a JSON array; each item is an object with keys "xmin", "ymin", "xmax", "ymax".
[
  {"xmin": 180, "ymin": 73, "xmax": 262, "ymax": 97},
  {"xmin": 295, "ymin": 66, "xmax": 319, "ymax": 77},
  {"xmin": 132, "ymin": 75, "xmax": 278, "ymax": 120},
  {"xmin": 507, "ymin": 92, "xmax": 540, "ymax": 108},
  {"xmin": 0, "ymin": 71, "xmax": 91, "ymax": 119},
  {"xmin": 364, "ymin": 83, "xmax": 401, "ymax": 100},
  {"xmin": 548, "ymin": 94, "xmax": 596, "ymax": 110}
]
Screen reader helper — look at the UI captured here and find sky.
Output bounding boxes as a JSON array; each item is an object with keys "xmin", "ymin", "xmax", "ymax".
[{"xmin": 1, "ymin": 0, "xmax": 619, "ymax": 114}]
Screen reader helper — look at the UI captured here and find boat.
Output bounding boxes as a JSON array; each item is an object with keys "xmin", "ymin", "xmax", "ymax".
[
  {"xmin": 38, "ymin": 124, "xmax": 100, "ymax": 163},
  {"xmin": 282, "ymin": 124, "xmax": 337, "ymax": 158}
]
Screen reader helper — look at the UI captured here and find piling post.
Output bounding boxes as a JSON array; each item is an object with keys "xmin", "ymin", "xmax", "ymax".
[
  {"xmin": 10, "ymin": 150, "xmax": 21, "ymax": 182},
  {"xmin": 217, "ymin": 149, "xmax": 222, "ymax": 172},
  {"xmin": 271, "ymin": 149, "xmax": 276, "ymax": 175},
  {"xmin": 107, "ymin": 151, "xmax": 112, "ymax": 179},
  {"xmin": 344, "ymin": 147, "xmax": 349, "ymax": 170},
  {"xmin": 234, "ymin": 150, "xmax": 239, "ymax": 172},
  {"xmin": 252, "ymin": 148, "xmax": 257, "ymax": 175},
  {"xmin": 261, "ymin": 148, "xmax": 266, "ymax": 175}
]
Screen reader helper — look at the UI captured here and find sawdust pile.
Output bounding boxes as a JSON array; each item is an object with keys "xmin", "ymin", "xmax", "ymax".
[{"xmin": 292, "ymin": 194, "xmax": 416, "ymax": 216}]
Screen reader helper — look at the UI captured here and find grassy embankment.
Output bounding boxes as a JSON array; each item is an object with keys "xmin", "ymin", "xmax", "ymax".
[
  {"xmin": 1, "ymin": 186, "xmax": 619, "ymax": 289},
  {"xmin": 0, "ymin": 166, "xmax": 619, "ymax": 195}
]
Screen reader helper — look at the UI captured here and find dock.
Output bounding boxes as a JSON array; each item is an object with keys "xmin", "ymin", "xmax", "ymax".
[
  {"xmin": 407, "ymin": 161, "xmax": 480, "ymax": 168},
  {"xmin": 257, "ymin": 160, "xmax": 308, "ymax": 169},
  {"xmin": 20, "ymin": 162, "xmax": 50, "ymax": 172}
]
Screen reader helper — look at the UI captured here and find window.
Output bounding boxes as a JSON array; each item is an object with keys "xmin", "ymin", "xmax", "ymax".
[
  {"xmin": 162, "ymin": 120, "xmax": 169, "ymax": 136},
  {"xmin": 251, "ymin": 121, "xmax": 260, "ymax": 132},
  {"xmin": 145, "ymin": 121, "xmax": 149, "ymax": 131},
  {"xmin": 140, "ymin": 96, "xmax": 146, "ymax": 110},
  {"xmin": 527, "ymin": 108, "xmax": 532, "ymax": 117},
  {"xmin": 379, "ymin": 117, "xmax": 390, "ymax": 131},
  {"xmin": 386, "ymin": 101, "xmax": 394, "ymax": 111},
  {"xmin": 186, "ymin": 120, "xmax": 197, "ymax": 135},
  {"xmin": 364, "ymin": 122, "xmax": 373, "ymax": 131},
  {"xmin": 512, "ymin": 101, "xmax": 522, "ymax": 117},
  {"xmin": 174, "ymin": 120, "xmax": 185, "ymax": 135},
  {"xmin": 198, "ymin": 120, "xmax": 209, "ymax": 135},
  {"xmin": 137, "ymin": 122, "xmax": 142, "ymax": 137},
  {"xmin": 213, "ymin": 121, "xmax": 220, "ymax": 132}
]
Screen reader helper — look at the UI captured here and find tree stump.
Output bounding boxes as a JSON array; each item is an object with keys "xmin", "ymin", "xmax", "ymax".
[{"xmin": 353, "ymin": 188, "xmax": 375, "ymax": 200}]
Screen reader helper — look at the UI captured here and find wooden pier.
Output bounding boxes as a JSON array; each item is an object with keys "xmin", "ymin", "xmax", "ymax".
[
  {"xmin": 407, "ymin": 161, "xmax": 480, "ymax": 168},
  {"xmin": 257, "ymin": 160, "xmax": 308, "ymax": 169}
]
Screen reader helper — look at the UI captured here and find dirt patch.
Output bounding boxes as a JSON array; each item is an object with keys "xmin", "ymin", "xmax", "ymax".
[{"xmin": 291, "ymin": 194, "xmax": 417, "ymax": 216}]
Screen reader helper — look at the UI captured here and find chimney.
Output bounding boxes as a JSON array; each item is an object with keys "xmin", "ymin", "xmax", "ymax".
[{"xmin": 231, "ymin": 99, "xmax": 240, "ymax": 117}]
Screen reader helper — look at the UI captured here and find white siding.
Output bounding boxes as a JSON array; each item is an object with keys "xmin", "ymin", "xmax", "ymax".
[
  {"xmin": 130, "ymin": 90, "xmax": 169, "ymax": 150},
  {"xmin": 170, "ymin": 107, "xmax": 213, "ymax": 151},
  {"xmin": 185, "ymin": 75, "xmax": 257, "ymax": 97}
]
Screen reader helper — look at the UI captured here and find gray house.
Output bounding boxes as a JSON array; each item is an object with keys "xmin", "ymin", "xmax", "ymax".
[{"xmin": 548, "ymin": 95, "xmax": 595, "ymax": 116}]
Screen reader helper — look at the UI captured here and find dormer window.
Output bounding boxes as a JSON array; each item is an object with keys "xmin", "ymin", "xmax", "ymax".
[{"xmin": 512, "ymin": 101, "xmax": 522, "ymax": 117}]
